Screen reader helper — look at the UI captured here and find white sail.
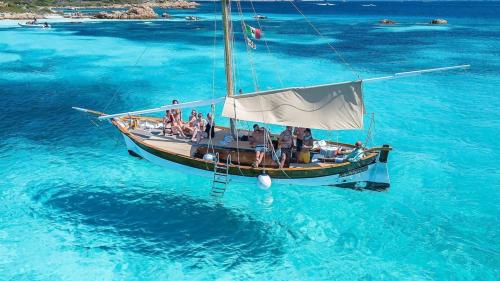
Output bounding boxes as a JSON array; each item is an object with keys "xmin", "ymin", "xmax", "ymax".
[{"xmin": 222, "ymin": 81, "xmax": 364, "ymax": 130}]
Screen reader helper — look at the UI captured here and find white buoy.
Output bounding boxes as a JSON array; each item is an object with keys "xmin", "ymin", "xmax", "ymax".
[
  {"xmin": 257, "ymin": 174, "xmax": 272, "ymax": 190},
  {"xmin": 203, "ymin": 153, "xmax": 215, "ymax": 161}
]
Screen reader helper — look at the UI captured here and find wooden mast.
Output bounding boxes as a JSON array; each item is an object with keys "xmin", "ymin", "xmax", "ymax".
[{"xmin": 221, "ymin": 0, "xmax": 237, "ymax": 138}]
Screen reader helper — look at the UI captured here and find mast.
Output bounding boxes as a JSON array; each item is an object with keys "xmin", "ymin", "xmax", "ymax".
[{"xmin": 221, "ymin": 0, "xmax": 237, "ymax": 138}]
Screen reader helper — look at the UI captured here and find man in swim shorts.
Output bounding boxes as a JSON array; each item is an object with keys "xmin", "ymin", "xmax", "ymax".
[
  {"xmin": 278, "ymin": 126, "xmax": 293, "ymax": 168},
  {"xmin": 250, "ymin": 124, "xmax": 268, "ymax": 168}
]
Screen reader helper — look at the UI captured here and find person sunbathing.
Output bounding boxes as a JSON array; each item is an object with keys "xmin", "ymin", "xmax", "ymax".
[
  {"xmin": 162, "ymin": 109, "xmax": 173, "ymax": 135},
  {"xmin": 335, "ymin": 141, "xmax": 364, "ymax": 163},
  {"xmin": 169, "ymin": 106, "xmax": 187, "ymax": 138},
  {"xmin": 184, "ymin": 109, "xmax": 198, "ymax": 135},
  {"xmin": 190, "ymin": 113, "xmax": 207, "ymax": 143}
]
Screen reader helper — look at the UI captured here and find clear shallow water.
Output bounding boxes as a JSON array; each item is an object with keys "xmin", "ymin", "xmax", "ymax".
[{"xmin": 1, "ymin": 1, "xmax": 499, "ymax": 280}]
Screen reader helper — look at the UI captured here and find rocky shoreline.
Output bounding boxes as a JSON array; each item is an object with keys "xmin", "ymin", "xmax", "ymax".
[
  {"xmin": 94, "ymin": 5, "xmax": 158, "ymax": 20},
  {"xmin": 0, "ymin": 12, "xmax": 43, "ymax": 20},
  {"xmin": 0, "ymin": 0, "xmax": 199, "ymax": 20}
]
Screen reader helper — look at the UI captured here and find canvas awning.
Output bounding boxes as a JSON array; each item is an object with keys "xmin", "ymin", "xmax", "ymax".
[{"xmin": 222, "ymin": 81, "xmax": 364, "ymax": 130}]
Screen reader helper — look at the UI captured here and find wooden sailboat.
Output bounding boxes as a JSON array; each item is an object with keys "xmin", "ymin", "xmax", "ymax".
[{"xmin": 74, "ymin": 0, "xmax": 469, "ymax": 191}]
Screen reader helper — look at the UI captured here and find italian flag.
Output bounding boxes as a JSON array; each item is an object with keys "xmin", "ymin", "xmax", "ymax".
[{"xmin": 245, "ymin": 24, "xmax": 261, "ymax": 40}]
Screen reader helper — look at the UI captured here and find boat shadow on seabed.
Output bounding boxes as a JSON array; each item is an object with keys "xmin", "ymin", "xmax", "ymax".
[{"xmin": 33, "ymin": 184, "xmax": 285, "ymax": 266}]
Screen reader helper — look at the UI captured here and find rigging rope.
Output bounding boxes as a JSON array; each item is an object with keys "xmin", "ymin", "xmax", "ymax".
[
  {"xmin": 247, "ymin": 0, "xmax": 284, "ymax": 88},
  {"xmin": 207, "ymin": 0, "xmax": 219, "ymax": 156},
  {"xmin": 230, "ymin": 0, "xmax": 292, "ymax": 178},
  {"xmin": 102, "ymin": 46, "xmax": 150, "ymax": 112},
  {"xmin": 364, "ymin": 112, "xmax": 375, "ymax": 147},
  {"xmin": 235, "ymin": 0, "xmax": 260, "ymax": 92},
  {"xmin": 287, "ymin": 1, "xmax": 361, "ymax": 80}
]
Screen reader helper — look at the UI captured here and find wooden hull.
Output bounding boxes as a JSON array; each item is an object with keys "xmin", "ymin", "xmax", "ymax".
[{"xmin": 113, "ymin": 118, "xmax": 391, "ymax": 189}]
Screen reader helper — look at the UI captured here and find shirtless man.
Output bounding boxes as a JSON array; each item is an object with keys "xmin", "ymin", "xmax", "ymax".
[
  {"xmin": 250, "ymin": 124, "xmax": 268, "ymax": 168},
  {"xmin": 278, "ymin": 126, "xmax": 293, "ymax": 168}
]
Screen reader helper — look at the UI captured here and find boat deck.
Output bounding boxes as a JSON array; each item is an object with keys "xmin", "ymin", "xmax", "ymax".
[
  {"xmin": 131, "ymin": 127, "xmax": 242, "ymax": 158},
  {"xmin": 127, "ymin": 125, "xmax": 350, "ymax": 169}
]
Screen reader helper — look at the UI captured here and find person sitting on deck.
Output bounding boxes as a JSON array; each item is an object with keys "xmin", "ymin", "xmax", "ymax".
[
  {"xmin": 334, "ymin": 141, "xmax": 365, "ymax": 163},
  {"xmin": 298, "ymin": 128, "xmax": 314, "ymax": 163},
  {"xmin": 250, "ymin": 124, "xmax": 269, "ymax": 168},
  {"xmin": 169, "ymin": 101, "xmax": 187, "ymax": 138},
  {"xmin": 190, "ymin": 113, "xmax": 207, "ymax": 143},
  {"xmin": 278, "ymin": 126, "xmax": 293, "ymax": 168},
  {"xmin": 170, "ymin": 99, "xmax": 183, "ymax": 125},
  {"xmin": 205, "ymin": 112, "xmax": 215, "ymax": 138},
  {"xmin": 184, "ymin": 109, "xmax": 198, "ymax": 135},
  {"xmin": 162, "ymin": 109, "xmax": 173, "ymax": 135}
]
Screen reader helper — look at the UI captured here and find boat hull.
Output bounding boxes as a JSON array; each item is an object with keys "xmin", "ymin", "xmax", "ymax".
[
  {"xmin": 122, "ymin": 133, "xmax": 390, "ymax": 190},
  {"xmin": 18, "ymin": 23, "xmax": 50, "ymax": 28}
]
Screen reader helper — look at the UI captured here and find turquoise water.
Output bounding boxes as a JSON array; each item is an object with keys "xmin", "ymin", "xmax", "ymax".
[{"xmin": 1, "ymin": 1, "xmax": 499, "ymax": 280}]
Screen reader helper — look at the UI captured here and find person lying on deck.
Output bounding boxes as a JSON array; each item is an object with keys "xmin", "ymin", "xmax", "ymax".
[
  {"xmin": 278, "ymin": 126, "xmax": 294, "ymax": 168},
  {"xmin": 334, "ymin": 141, "xmax": 365, "ymax": 163},
  {"xmin": 250, "ymin": 124, "xmax": 269, "ymax": 168}
]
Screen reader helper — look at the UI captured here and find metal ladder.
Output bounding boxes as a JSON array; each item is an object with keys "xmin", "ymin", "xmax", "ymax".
[{"xmin": 211, "ymin": 153, "xmax": 231, "ymax": 197}]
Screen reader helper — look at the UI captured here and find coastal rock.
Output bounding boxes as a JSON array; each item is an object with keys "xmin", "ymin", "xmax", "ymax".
[
  {"xmin": 64, "ymin": 1, "xmax": 199, "ymax": 10},
  {"xmin": 94, "ymin": 4, "xmax": 158, "ymax": 19},
  {"xmin": 379, "ymin": 19, "xmax": 396, "ymax": 25},
  {"xmin": 431, "ymin": 18, "xmax": 448, "ymax": 25},
  {"xmin": 153, "ymin": 0, "xmax": 200, "ymax": 9},
  {"xmin": 0, "ymin": 12, "xmax": 44, "ymax": 20}
]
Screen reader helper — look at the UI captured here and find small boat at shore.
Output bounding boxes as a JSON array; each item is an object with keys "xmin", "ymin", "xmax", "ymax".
[
  {"xmin": 18, "ymin": 22, "xmax": 51, "ymax": 28},
  {"xmin": 253, "ymin": 14, "xmax": 267, "ymax": 19}
]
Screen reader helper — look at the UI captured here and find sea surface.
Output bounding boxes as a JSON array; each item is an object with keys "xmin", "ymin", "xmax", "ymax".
[{"xmin": 1, "ymin": 1, "xmax": 499, "ymax": 280}]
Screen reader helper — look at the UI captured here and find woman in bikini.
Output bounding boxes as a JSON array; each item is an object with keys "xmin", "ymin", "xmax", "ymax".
[
  {"xmin": 169, "ymin": 100, "xmax": 187, "ymax": 138},
  {"xmin": 162, "ymin": 110, "xmax": 173, "ymax": 135}
]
